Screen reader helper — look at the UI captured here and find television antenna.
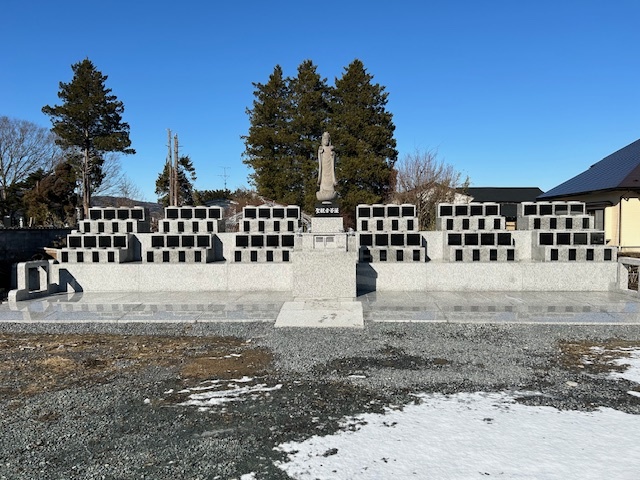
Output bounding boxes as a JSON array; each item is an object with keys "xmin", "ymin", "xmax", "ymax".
[{"xmin": 219, "ymin": 167, "xmax": 230, "ymax": 190}]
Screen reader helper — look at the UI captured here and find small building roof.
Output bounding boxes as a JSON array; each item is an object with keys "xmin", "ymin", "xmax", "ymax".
[
  {"xmin": 466, "ymin": 187, "xmax": 543, "ymax": 203},
  {"xmin": 539, "ymin": 138, "xmax": 640, "ymax": 199}
]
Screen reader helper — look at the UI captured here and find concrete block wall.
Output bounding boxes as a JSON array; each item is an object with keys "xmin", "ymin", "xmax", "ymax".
[
  {"xmin": 79, "ymin": 219, "xmax": 150, "ymax": 234},
  {"xmin": 436, "ymin": 203, "xmax": 505, "ymax": 231},
  {"xmin": 356, "ymin": 204, "xmax": 418, "ymax": 233},
  {"xmin": 437, "ymin": 216, "xmax": 506, "ymax": 231},
  {"xmin": 230, "ymin": 205, "xmax": 300, "ymax": 262},
  {"xmin": 144, "ymin": 248, "xmax": 213, "ymax": 263},
  {"xmin": 242, "ymin": 205, "xmax": 301, "ymax": 220},
  {"xmin": 142, "ymin": 206, "xmax": 225, "ymax": 263},
  {"xmin": 59, "ymin": 243, "xmax": 132, "ymax": 264},
  {"xmin": 141, "ymin": 232, "xmax": 221, "ymax": 263},
  {"xmin": 164, "ymin": 206, "xmax": 225, "ymax": 222},
  {"xmin": 159, "ymin": 206, "xmax": 225, "ymax": 234},
  {"xmin": 356, "ymin": 204, "xmax": 426, "ymax": 262},
  {"xmin": 240, "ymin": 219, "xmax": 299, "ymax": 233},
  {"xmin": 61, "ymin": 221, "xmax": 139, "ymax": 264},
  {"xmin": 516, "ymin": 215, "xmax": 593, "ymax": 231},
  {"xmin": 438, "ymin": 202, "xmax": 515, "ymax": 262},
  {"xmin": 59, "ymin": 207, "xmax": 150, "ymax": 264},
  {"xmin": 516, "ymin": 201, "xmax": 616, "ymax": 263},
  {"xmin": 517, "ymin": 201, "xmax": 593, "ymax": 230},
  {"xmin": 80, "ymin": 207, "xmax": 151, "ymax": 234},
  {"xmin": 517, "ymin": 201, "xmax": 585, "ymax": 218},
  {"xmin": 159, "ymin": 219, "xmax": 225, "ymax": 234}
]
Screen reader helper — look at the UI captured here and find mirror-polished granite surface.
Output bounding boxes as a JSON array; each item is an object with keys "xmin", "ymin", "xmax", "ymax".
[{"xmin": 2, "ymin": 290, "xmax": 640, "ymax": 324}]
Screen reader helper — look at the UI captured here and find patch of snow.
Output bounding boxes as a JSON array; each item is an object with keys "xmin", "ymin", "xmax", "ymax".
[
  {"xmin": 611, "ymin": 348, "xmax": 640, "ymax": 384},
  {"xmin": 628, "ymin": 391, "xmax": 640, "ymax": 398},
  {"xmin": 178, "ymin": 378, "xmax": 281, "ymax": 409},
  {"xmin": 177, "ymin": 376, "xmax": 256, "ymax": 394},
  {"xmin": 275, "ymin": 392, "xmax": 640, "ymax": 479}
]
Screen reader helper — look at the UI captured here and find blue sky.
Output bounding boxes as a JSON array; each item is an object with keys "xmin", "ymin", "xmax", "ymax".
[{"xmin": 3, "ymin": 0, "xmax": 639, "ymax": 201}]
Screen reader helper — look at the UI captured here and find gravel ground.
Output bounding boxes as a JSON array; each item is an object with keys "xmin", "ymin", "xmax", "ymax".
[{"xmin": 1, "ymin": 321, "xmax": 639, "ymax": 479}]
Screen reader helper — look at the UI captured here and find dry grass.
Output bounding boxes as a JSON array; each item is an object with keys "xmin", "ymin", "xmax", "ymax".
[
  {"xmin": 0, "ymin": 333, "xmax": 273, "ymax": 397},
  {"xmin": 559, "ymin": 339, "xmax": 640, "ymax": 375}
]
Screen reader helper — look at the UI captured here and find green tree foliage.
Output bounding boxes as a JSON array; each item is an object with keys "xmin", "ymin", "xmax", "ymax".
[
  {"xmin": 330, "ymin": 59, "xmax": 398, "ymax": 226},
  {"xmin": 193, "ymin": 188, "xmax": 232, "ymax": 205},
  {"xmin": 243, "ymin": 59, "xmax": 396, "ymax": 222},
  {"xmin": 42, "ymin": 58, "xmax": 135, "ymax": 216},
  {"xmin": 289, "ymin": 60, "xmax": 331, "ymax": 212},
  {"xmin": 22, "ymin": 161, "xmax": 78, "ymax": 226},
  {"xmin": 242, "ymin": 65, "xmax": 296, "ymax": 204},
  {"xmin": 155, "ymin": 155, "xmax": 197, "ymax": 207}
]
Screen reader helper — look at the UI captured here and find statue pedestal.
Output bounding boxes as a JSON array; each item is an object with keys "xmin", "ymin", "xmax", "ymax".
[
  {"xmin": 275, "ymin": 212, "xmax": 362, "ymax": 328},
  {"xmin": 312, "ymin": 201, "xmax": 343, "ymax": 233},
  {"xmin": 311, "ymin": 216, "xmax": 343, "ymax": 233}
]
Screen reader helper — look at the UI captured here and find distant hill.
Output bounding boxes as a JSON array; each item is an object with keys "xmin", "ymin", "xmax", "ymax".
[{"xmin": 92, "ymin": 196, "xmax": 164, "ymax": 219}]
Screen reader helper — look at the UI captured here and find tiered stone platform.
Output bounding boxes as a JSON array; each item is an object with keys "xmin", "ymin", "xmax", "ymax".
[{"xmin": 10, "ymin": 201, "xmax": 622, "ymax": 313}]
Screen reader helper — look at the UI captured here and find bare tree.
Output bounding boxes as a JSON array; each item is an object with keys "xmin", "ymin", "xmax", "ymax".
[
  {"xmin": 115, "ymin": 175, "xmax": 143, "ymax": 206},
  {"xmin": 391, "ymin": 149, "xmax": 468, "ymax": 230},
  {"xmin": 92, "ymin": 152, "xmax": 124, "ymax": 196},
  {"xmin": 0, "ymin": 116, "xmax": 60, "ymax": 202}
]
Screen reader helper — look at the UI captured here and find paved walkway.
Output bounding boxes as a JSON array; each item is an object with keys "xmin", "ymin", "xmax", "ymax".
[{"xmin": 1, "ymin": 290, "xmax": 640, "ymax": 324}]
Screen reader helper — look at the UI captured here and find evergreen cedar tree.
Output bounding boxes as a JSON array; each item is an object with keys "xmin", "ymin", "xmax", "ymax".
[
  {"xmin": 22, "ymin": 161, "xmax": 78, "ymax": 225},
  {"xmin": 242, "ymin": 65, "xmax": 297, "ymax": 206},
  {"xmin": 155, "ymin": 155, "xmax": 197, "ymax": 207},
  {"xmin": 243, "ymin": 59, "xmax": 397, "ymax": 225},
  {"xmin": 42, "ymin": 59, "xmax": 135, "ymax": 216}
]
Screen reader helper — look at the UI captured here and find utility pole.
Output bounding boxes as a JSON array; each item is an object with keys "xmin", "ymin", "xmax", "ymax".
[
  {"xmin": 167, "ymin": 129, "xmax": 174, "ymax": 206},
  {"xmin": 173, "ymin": 134, "xmax": 179, "ymax": 206}
]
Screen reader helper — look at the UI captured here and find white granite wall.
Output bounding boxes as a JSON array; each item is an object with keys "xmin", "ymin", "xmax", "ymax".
[
  {"xmin": 51, "ymin": 262, "xmax": 292, "ymax": 293},
  {"xmin": 363, "ymin": 262, "xmax": 618, "ymax": 292}
]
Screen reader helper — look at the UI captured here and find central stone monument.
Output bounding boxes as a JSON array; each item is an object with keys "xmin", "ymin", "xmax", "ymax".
[
  {"xmin": 275, "ymin": 131, "xmax": 362, "ymax": 328},
  {"xmin": 311, "ymin": 132, "xmax": 344, "ymax": 234}
]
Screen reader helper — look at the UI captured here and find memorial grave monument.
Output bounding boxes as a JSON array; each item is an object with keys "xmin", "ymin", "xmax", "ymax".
[
  {"xmin": 10, "ymin": 131, "xmax": 623, "ymax": 326},
  {"xmin": 275, "ymin": 131, "xmax": 361, "ymax": 327}
]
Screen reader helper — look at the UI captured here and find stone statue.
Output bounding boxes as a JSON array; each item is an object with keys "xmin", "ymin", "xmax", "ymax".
[{"xmin": 316, "ymin": 131, "xmax": 337, "ymax": 202}]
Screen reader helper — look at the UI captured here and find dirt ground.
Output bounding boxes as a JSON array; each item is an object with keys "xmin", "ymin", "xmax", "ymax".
[
  {"xmin": 2, "ymin": 332, "xmax": 638, "ymax": 400},
  {"xmin": 0, "ymin": 333, "xmax": 273, "ymax": 399},
  {"xmin": 1, "ymin": 327, "xmax": 639, "ymax": 479}
]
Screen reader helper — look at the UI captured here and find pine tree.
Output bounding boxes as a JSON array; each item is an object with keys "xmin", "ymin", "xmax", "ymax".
[
  {"xmin": 243, "ymin": 60, "xmax": 397, "ymax": 221},
  {"xmin": 330, "ymin": 59, "xmax": 398, "ymax": 225},
  {"xmin": 155, "ymin": 155, "xmax": 197, "ymax": 207},
  {"xmin": 242, "ymin": 65, "xmax": 296, "ymax": 204},
  {"xmin": 42, "ymin": 59, "xmax": 135, "ymax": 216},
  {"xmin": 289, "ymin": 60, "xmax": 331, "ymax": 213}
]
